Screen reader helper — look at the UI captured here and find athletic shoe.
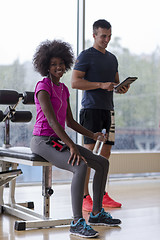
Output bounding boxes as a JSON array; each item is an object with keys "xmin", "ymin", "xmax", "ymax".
[
  {"xmin": 82, "ymin": 194, "xmax": 93, "ymax": 212},
  {"xmin": 102, "ymin": 192, "xmax": 122, "ymax": 208},
  {"xmin": 88, "ymin": 208, "xmax": 121, "ymax": 226},
  {"xmin": 70, "ymin": 218, "xmax": 99, "ymax": 238}
]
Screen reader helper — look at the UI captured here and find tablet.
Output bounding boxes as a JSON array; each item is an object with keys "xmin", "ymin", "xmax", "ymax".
[{"xmin": 114, "ymin": 77, "xmax": 138, "ymax": 93}]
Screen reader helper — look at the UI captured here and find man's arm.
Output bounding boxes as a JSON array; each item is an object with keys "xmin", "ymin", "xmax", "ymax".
[
  {"xmin": 71, "ymin": 69, "xmax": 116, "ymax": 91},
  {"xmin": 115, "ymin": 72, "xmax": 120, "ymax": 85}
]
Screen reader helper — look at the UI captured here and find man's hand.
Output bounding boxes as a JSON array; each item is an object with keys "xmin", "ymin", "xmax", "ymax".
[
  {"xmin": 100, "ymin": 82, "xmax": 116, "ymax": 91},
  {"xmin": 117, "ymin": 85, "xmax": 130, "ymax": 94}
]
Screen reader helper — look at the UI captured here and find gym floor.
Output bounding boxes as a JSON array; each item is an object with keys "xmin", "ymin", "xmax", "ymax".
[{"xmin": 0, "ymin": 176, "xmax": 160, "ymax": 240}]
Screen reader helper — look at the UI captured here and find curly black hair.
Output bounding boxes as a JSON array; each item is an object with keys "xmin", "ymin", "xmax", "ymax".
[{"xmin": 33, "ymin": 40, "xmax": 75, "ymax": 76}]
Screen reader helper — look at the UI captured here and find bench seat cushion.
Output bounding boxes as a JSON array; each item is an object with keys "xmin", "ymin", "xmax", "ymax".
[{"xmin": 0, "ymin": 147, "xmax": 47, "ymax": 162}]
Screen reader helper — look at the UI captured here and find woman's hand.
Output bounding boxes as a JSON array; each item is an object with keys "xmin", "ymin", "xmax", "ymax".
[
  {"xmin": 68, "ymin": 145, "xmax": 87, "ymax": 166},
  {"xmin": 93, "ymin": 132, "xmax": 108, "ymax": 142}
]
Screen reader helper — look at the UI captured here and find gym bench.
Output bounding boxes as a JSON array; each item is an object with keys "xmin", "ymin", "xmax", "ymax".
[{"xmin": 0, "ymin": 90, "xmax": 72, "ymax": 231}]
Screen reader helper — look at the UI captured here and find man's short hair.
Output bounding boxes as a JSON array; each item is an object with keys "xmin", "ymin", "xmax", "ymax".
[{"xmin": 93, "ymin": 19, "xmax": 111, "ymax": 34}]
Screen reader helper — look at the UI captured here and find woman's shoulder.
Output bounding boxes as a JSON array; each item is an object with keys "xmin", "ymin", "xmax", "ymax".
[
  {"xmin": 39, "ymin": 77, "xmax": 50, "ymax": 84},
  {"xmin": 35, "ymin": 77, "xmax": 52, "ymax": 94},
  {"xmin": 36, "ymin": 77, "xmax": 51, "ymax": 87}
]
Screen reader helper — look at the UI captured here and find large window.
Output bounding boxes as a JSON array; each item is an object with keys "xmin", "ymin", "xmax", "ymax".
[
  {"xmin": 0, "ymin": 0, "xmax": 77, "ymax": 182},
  {"xmin": 0, "ymin": 0, "xmax": 160, "ymax": 183},
  {"xmin": 85, "ymin": 0, "xmax": 160, "ymax": 151}
]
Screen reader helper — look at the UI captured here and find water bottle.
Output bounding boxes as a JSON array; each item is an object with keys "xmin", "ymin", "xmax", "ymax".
[{"xmin": 93, "ymin": 129, "xmax": 106, "ymax": 155}]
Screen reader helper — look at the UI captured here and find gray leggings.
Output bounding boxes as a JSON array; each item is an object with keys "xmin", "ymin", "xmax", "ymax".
[{"xmin": 30, "ymin": 135, "xmax": 109, "ymax": 221}]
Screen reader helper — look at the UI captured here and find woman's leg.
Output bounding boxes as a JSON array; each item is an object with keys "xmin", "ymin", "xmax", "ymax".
[
  {"xmin": 76, "ymin": 144, "xmax": 109, "ymax": 214},
  {"xmin": 30, "ymin": 136, "xmax": 87, "ymax": 221}
]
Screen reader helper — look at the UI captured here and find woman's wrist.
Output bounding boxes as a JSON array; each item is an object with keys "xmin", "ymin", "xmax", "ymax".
[{"xmin": 90, "ymin": 132, "xmax": 95, "ymax": 140}]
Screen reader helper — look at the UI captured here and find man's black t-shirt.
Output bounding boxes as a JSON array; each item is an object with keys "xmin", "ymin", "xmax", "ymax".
[{"xmin": 74, "ymin": 47, "xmax": 118, "ymax": 110}]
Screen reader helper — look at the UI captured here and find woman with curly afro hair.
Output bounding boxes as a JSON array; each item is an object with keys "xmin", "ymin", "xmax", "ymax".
[{"xmin": 31, "ymin": 39, "xmax": 121, "ymax": 238}]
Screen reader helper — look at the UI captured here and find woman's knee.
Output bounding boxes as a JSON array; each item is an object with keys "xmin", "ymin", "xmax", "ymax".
[
  {"xmin": 101, "ymin": 156, "xmax": 109, "ymax": 172},
  {"xmin": 74, "ymin": 160, "xmax": 87, "ymax": 174}
]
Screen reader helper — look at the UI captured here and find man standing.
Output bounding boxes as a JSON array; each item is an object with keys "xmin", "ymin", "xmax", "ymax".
[{"xmin": 71, "ymin": 19, "xmax": 129, "ymax": 211}]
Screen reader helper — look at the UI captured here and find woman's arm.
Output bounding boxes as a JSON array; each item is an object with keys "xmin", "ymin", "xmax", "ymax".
[
  {"xmin": 37, "ymin": 90, "xmax": 87, "ymax": 165},
  {"xmin": 66, "ymin": 98, "xmax": 105, "ymax": 141},
  {"xmin": 37, "ymin": 90, "xmax": 75, "ymax": 148}
]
